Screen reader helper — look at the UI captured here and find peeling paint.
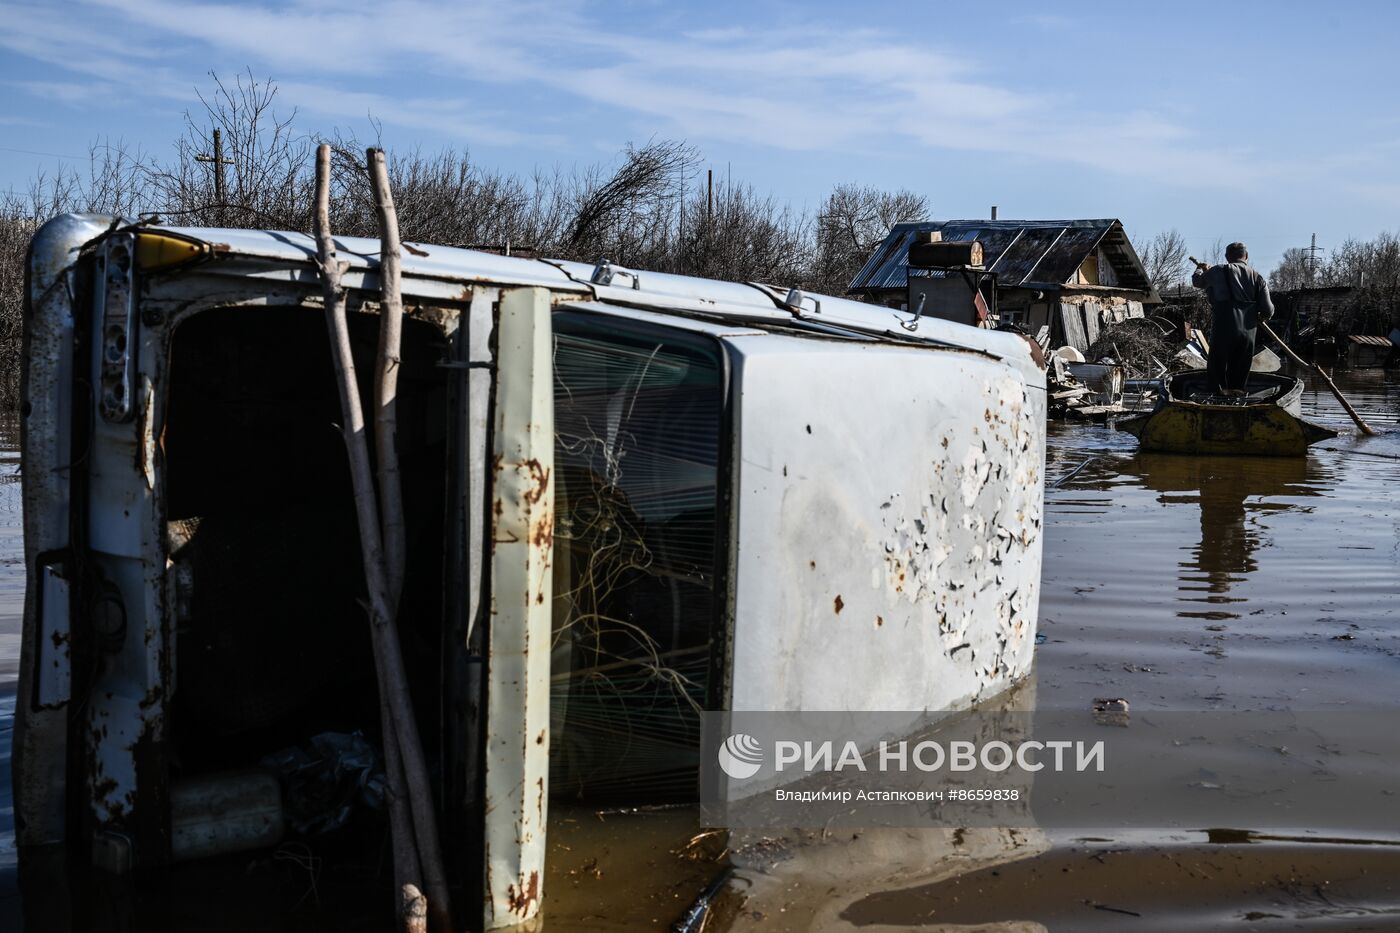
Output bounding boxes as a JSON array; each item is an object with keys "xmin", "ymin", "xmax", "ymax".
[{"xmin": 507, "ymin": 871, "xmax": 541, "ymax": 917}]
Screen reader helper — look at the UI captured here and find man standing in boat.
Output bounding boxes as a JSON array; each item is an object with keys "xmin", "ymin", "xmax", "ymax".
[{"xmin": 1192, "ymin": 243, "xmax": 1275, "ymax": 395}]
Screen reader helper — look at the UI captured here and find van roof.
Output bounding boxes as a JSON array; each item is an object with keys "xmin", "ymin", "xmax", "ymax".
[{"xmin": 132, "ymin": 222, "xmax": 1035, "ymax": 367}]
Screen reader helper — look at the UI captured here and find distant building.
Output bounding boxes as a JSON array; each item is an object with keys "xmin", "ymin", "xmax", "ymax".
[
  {"xmin": 1343, "ymin": 334, "xmax": 1396, "ymax": 368},
  {"xmin": 1254, "ymin": 286, "xmax": 1397, "ymax": 366},
  {"xmin": 1270, "ymin": 285, "xmax": 1355, "ymax": 341},
  {"xmin": 848, "ymin": 219, "xmax": 1159, "ymax": 351}
]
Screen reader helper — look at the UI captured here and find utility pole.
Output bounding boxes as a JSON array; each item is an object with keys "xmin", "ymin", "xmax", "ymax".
[
  {"xmin": 706, "ymin": 168, "xmax": 713, "ymax": 230},
  {"xmin": 1304, "ymin": 232, "xmax": 1323, "ymax": 286},
  {"xmin": 195, "ymin": 128, "xmax": 234, "ymax": 225}
]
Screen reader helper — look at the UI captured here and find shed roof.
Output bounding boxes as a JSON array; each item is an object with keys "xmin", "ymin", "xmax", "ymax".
[{"xmin": 848, "ymin": 219, "xmax": 1153, "ymax": 295}]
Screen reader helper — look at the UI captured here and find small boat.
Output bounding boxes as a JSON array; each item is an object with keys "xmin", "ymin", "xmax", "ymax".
[{"xmin": 1116, "ymin": 371, "xmax": 1336, "ymax": 456}]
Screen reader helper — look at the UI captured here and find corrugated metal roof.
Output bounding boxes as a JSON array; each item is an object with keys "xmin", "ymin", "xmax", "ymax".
[
  {"xmin": 848, "ymin": 219, "xmax": 1153, "ymax": 295},
  {"xmin": 1346, "ymin": 334, "xmax": 1394, "ymax": 346}
]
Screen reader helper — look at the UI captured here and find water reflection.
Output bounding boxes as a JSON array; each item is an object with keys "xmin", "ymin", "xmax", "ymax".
[{"xmin": 1132, "ymin": 453, "xmax": 1323, "ymax": 620}]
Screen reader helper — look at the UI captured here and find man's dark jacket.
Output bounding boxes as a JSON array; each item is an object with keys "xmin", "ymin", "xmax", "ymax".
[{"xmin": 1191, "ymin": 261, "xmax": 1275, "ymax": 391}]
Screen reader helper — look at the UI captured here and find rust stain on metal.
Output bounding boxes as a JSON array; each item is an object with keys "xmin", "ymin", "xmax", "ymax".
[
  {"xmin": 522, "ymin": 459, "xmax": 551, "ymax": 505},
  {"xmin": 530, "ymin": 508, "xmax": 554, "ymax": 550},
  {"xmin": 507, "ymin": 871, "xmax": 541, "ymax": 916},
  {"xmin": 833, "ymin": 594, "xmax": 844, "ymax": 615}
]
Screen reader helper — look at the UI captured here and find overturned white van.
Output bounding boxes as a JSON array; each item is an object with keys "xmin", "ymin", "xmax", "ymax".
[{"xmin": 15, "ymin": 215, "xmax": 1044, "ymax": 928}]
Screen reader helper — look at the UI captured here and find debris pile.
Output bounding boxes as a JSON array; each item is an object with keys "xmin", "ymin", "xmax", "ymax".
[
  {"xmin": 1084, "ymin": 321, "xmax": 1176, "ymax": 378},
  {"xmin": 1042, "ymin": 318, "xmax": 1240, "ymax": 420}
]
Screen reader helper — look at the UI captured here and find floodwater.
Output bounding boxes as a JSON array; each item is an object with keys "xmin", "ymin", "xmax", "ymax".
[
  {"xmin": 546, "ymin": 368, "xmax": 1400, "ymax": 932},
  {"xmin": 2, "ymin": 370, "xmax": 1399, "ymax": 931}
]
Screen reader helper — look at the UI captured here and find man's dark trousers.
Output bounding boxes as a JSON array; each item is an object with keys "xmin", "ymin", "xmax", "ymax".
[{"xmin": 1207, "ymin": 318, "xmax": 1255, "ymax": 393}]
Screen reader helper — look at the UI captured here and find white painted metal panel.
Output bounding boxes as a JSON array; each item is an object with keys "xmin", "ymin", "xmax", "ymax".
[
  {"xmin": 483, "ymin": 287, "xmax": 554, "ymax": 929},
  {"xmin": 15, "ymin": 214, "xmax": 102, "ymax": 845},
  {"xmin": 157, "ymin": 226, "xmax": 582, "ymax": 292},
  {"xmin": 724, "ymin": 336, "xmax": 1045, "ymax": 713}
]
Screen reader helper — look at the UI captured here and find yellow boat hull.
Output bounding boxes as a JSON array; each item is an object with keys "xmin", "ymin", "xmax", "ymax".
[{"xmin": 1118, "ymin": 402, "xmax": 1336, "ymax": 456}]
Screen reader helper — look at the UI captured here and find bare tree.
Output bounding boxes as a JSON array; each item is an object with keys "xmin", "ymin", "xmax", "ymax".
[
  {"xmin": 1269, "ymin": 247, "xmax": 1314, "ymax": 291},
  {"xmin": 147, "ymin": 70, "xmax": 313, "ymax": 229},
  {"xmin": 566, "ymin": 139, "xmax": 696, "ymax": 254},
  {"xmin": 1137, "ymin": 228, "xmax": 1188, "ymax": 291},
  {"xmin": 811, "ymin": 183, "xmax": 927, "ymax": 295},
  {"xmin": 679, "ymin": 178, "xmax": 813, "ymax": 284},
  {"xmin": 1, "ymin": 74, "xmax": 964, "ymax": 406}
]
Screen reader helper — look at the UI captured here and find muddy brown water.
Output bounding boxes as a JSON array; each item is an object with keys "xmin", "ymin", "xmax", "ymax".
[
  {"xmin": 547, "ymin": 368, "xmax": 1400, "ymax": 933},
  {"xmin": 2, "ymin": 370, "xmax": 1399, "ymax": 931}
]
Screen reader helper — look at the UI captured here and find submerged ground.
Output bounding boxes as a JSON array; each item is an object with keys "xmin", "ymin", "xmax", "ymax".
[{"xmin": 1, "ymin": 367, "xmax": 1397, "ymax": 931}]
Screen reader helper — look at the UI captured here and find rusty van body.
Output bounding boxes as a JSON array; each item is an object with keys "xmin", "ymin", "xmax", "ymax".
[{"xmin": 14, "ymin": 215, "xmax": 1045, "ymax": 927}]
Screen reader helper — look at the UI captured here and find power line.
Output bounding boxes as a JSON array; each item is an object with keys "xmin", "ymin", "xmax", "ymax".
[{"xmin": 0, "ymin": 145, "xmax": 83, "ymax": 160}]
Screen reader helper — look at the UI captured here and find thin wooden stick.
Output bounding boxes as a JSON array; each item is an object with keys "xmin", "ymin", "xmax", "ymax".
[
  {"xmin": 313, "ymin": 144, "xmax": 447, "ymax": 931},
  {"xmin": 365, "ymin": 144, "xmax": 424, "ymax": 924},
  {"xmin": 366, "ymin": 146, "xmax": 453, "ymax": 931},
  {"xmin": 368, "ymin": 147, "xmax": 407, "ymax": 609},
  {"xmin": 376, "ymin": 645, "xmax": 423, "ymax": 921}
]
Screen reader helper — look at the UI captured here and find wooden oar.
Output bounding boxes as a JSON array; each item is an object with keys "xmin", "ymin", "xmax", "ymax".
[
  {"xmin": 1258, "ymin": 320, "xmax": 1377, "ymax": 436},
  {"xmin": 1189, "ymin": 256, "xmax": 1377, "ymax": 436}
]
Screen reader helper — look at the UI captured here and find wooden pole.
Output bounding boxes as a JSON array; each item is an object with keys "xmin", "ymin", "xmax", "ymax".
[
  {"xmin": 313, "ymin": 144, "xmax": 451, "ymax": 931},
  {"xmin": 366, "ymin": 146, "xmax": 454, "ymax": 931},
  {"xmin": 312, "ymin": 144, "xmax": 418, "ymax": 926},
  {"xmin": 377, "ymin": 648, "xmax": 425, "ymax": 932},
  {"xmin": 1260, "ymin": 320, "xmax": 1378, "ymax": 436},
  {"xmin": 195, "ymin": 127, "xmax": 233, "ymax": 224},
  {"xmin": 368, "ymin": 148, "xmax": 407, "ymax": 607},
  {"xmin": 213, "ymin": 129, "xmax": 226, "ymax": 225},
  {"xmin": 365, "ymin": 144, "xmax": 423, "ymax": 927}
]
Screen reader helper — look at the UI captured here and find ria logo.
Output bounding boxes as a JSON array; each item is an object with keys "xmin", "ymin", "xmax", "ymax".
[{"xmin": 718, "ymin": 733, "xmax": 763, "ymax": 779}]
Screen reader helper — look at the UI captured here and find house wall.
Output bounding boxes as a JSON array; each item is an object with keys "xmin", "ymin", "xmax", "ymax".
[
  {"xmin": 1054, "ymin": 295, "xmax": 1146, "ymax": 352},
  {"xmin": 1071, "ymin": 250, "xmax": 1122, "ymax": 288}
]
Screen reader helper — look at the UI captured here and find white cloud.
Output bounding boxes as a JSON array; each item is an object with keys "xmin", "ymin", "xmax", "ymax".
[
  {"xmin": 10, "ymin": 80, "xmax": 116, "ymax": 106},
  {"xmin": 0, "ymin": 0, "xmax": 1303, "ymax": 191},
  {"xmin": 271, "ymin": 80, "xmax": 565, "ymax": 148}
]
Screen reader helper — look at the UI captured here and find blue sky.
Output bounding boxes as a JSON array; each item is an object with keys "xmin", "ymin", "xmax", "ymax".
[{"xmin": 2, "ymin": 0, "xmax": 1397, "ymax": 274}]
